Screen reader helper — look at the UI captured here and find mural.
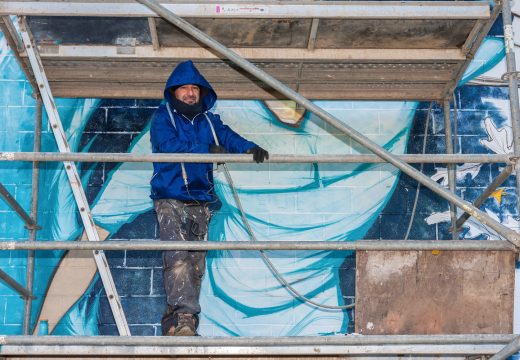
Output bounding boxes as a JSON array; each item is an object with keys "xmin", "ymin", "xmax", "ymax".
[{"xmin": 0, "ymin": 11, "xmax": 519, "ymax": 337}]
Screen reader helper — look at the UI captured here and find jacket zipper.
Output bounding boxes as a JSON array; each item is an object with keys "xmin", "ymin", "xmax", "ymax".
[{"xmin": 167, "ymin": 104, "xmax": 212, "ymax": 194}]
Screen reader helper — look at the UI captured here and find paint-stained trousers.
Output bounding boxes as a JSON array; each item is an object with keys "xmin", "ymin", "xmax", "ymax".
[{"xmin": 154, "ymin": 199, "xmax": 212, "ymax": 333}]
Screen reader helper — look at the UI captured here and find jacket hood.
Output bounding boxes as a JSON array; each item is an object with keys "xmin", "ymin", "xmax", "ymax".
[{"xmin": 164, "ymin": 60, "xmax": 217, "ymax": 112}]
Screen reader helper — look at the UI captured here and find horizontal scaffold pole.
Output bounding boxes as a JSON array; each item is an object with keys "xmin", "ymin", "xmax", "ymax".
[
  {"xmin": 0, "ymin": 334, "xmax": 514, "ymax": 346},
  {"xmin": 0, "ymin": 334, "xmax": 514, "ymax": 356},
  {"xmin": 0, "ymin": 1, "xmax": 491, "ymax": 19},
  {"xmin": 136, "ymin": 0, "xmax": 520, "ymax": 248},
  {"xmin": 0, "ymin": 152, "xmax": 514, "ymax": 164},
  {"xmin": 0, "ymin": 240, "xmax": 514, "ymax": 251}
]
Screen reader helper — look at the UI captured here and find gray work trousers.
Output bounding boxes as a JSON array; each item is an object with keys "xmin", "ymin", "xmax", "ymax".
[{"xmin": 154, "ymin": 199, "xmax": 211, "ymax": 333}]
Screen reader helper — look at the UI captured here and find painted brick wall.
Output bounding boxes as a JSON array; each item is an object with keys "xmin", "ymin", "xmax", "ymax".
[
  {"xmin": 0, "ymin": 51, "xmax": 48, "ymax": 334},
  {"xmin": 371, "ymin": 87, "xmax": 516, "ymax": 241},
  {"xmin": 81, "ymin": 99, "xmax": 356, "ymax": 335},
  {"xmin": 0, "ymin": 84, "xmax": 517, "ymax": 335},
  {"xmin": 70, "ymin": 89, "xmax": 514, "ymax": 335}
]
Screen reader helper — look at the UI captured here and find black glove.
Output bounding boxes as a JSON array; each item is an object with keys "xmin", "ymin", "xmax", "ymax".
[
  {"xmin": 209, "ymin": 144, "xmax": 227, "ymax": 153},
  {"xmin": 247, "ymin": 146, "xmax": 269, "ymax": 163},
  {"xmin": 209, "ymin": 144, "xmax": 227, "ymax": 165}
]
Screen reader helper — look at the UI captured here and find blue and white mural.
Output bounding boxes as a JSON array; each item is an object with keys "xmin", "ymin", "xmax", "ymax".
[{"xmin": 0, "ymin": 13, "xmax": 518, "ymax": 336}]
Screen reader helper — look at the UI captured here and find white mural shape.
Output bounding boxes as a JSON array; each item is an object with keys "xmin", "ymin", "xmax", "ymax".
[
  {"xmin": 426, "ymin": 208, "xmax": 505, "ymax": 240},
  {"xmin": 480, "ymin": 117, "xmax": 514, "ymax": 155},
  {"xmin": 431, "ymin": 163, "xmax": 482, "ymax": 186}
]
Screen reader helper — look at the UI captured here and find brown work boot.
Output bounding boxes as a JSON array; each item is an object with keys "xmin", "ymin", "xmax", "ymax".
[
  {"xmin": 165, "ymin": 326, "xmax": 177, "ymax": 336},
  {"xmin": 168, "ymin": 313, "xmax": 197, "ymax": 336}
]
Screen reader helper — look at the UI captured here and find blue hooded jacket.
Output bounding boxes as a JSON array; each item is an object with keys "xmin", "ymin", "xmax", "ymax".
[{"xmin": 150, "ymin": 60, "xmax": 256, "ymax": 201}]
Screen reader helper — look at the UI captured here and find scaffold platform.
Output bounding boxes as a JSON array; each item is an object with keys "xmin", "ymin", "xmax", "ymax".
[
  {"xmin": 1, "ymin": 1, "xmax": 494, "ymax": 100},
  {"xmin": 0, "ymin": 1, "xmax": 519, "ymax": 359}
]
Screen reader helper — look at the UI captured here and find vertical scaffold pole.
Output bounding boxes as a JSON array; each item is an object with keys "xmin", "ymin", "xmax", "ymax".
[
  {"xmin": 23, "ymin": 96, "xmax": 42, "ymax": 335},
  {"xmin": 443, "ymin": 99, "xmax": 458, "ymax": 240},
  {"xmin": 500, "ymin": 0, "xmax": 520, "ymax": 355},
  {"xmin": 502, "ymin": 0, "xmax": 520, "ymax": 220},
  {"xmin": 15, "ymin": 17, "xmax": 130, "ymax": 336}
]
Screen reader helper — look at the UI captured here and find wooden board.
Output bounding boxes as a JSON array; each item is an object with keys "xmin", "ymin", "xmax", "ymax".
[{"xmin": 355, "ymin": 250, "xmax": 515, "ymax": 335}]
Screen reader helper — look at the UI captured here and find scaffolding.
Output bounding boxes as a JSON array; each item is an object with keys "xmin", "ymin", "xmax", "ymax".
[{"xmin": 0, "ymin": 0, "xmax": 519, "ymax": 358}]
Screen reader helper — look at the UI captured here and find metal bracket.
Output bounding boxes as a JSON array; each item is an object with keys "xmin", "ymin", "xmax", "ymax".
[
  {"xmin": 23, "ymin": 224, "xmax": 42, "ymax": 231},
  {"xmin": 116, "ymin": 37, "xmax": 136, "ymax": 55}
]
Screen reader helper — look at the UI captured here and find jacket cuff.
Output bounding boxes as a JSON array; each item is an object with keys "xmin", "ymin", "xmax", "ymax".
[{"xmin": 244, "ymin": 143, "xmax": 258, "ymax": 153}]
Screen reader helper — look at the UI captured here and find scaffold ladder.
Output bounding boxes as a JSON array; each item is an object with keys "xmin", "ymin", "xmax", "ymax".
[{"xmin": 16, "ymin": 16, "xmax": 130, "ymax": 336}]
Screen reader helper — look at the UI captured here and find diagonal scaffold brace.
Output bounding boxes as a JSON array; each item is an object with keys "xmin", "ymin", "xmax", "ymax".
[
  {"xmin": 135, "ymin": 0, "xmax": 520, "ymax": 250},
  {"xmin": 13, "ymin": 16, "xmax": 130, "ymax": 336}
]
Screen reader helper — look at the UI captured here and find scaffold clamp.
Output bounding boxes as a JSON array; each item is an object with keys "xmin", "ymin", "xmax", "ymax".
[{"xmin": 501, "ymin": 71, "xmax": 520, "ymax": 81}]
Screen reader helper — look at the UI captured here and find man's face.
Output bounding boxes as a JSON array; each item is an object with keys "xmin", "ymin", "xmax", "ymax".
[{"xmin": 174, "ymin": 84, "xmax": 200, "ymax": 105}]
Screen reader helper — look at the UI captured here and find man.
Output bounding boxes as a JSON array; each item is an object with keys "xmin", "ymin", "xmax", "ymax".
[{"xmin": 150, "ymin": 60, "xmax": 268, "ymax": 336}]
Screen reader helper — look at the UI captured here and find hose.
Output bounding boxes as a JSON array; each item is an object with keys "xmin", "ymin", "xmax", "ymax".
[
  {"xmin": 217, "ymin": 103, "xmax": 431, "ymax": 308},
  {"xmin": 404, "ymin": 102, "xmax": 433, "ymax": 241},
  {"xmin": 221, "ymin": 164, "xmax": 355, "ymax": 310}
]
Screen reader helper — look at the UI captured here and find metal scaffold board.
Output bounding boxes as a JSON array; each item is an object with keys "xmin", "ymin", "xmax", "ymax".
[{"xmin": 1, "ymin": 1, "xmax": 492, "ymax": 100}]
